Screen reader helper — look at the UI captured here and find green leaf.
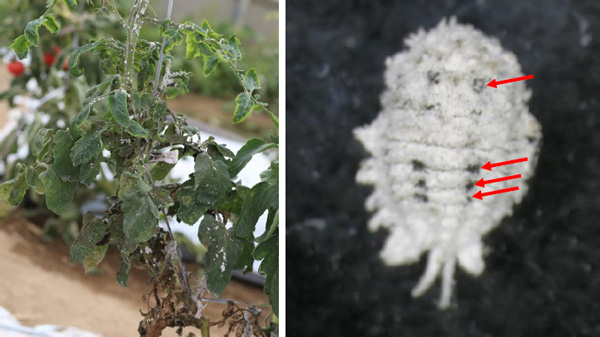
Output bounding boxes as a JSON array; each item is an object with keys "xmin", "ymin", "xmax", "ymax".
[
  {"xmin": 0, "ymin": 165, "xmax": 28, "ymax": 206},
  {"xmin": 39, "ymin": 167, "xmax": 76, "ymax": 214},
  {"xmin": 70, "ymin": 211, "xmax": 108, "ymax": 263},
  {"xmin": 117, "ymin": 172, "xmax": 138, "ymax": 200},
  {"xmin": 10, "ymin": 35, "xmax": 30, "ymax": 60},
  {"xmin": 175, "ymin": 183, "xmax": 202, "ymax": 224},
  {"xmin": 152, "ymin": 100, "xmax": 168, "ymax": 120},
  {"xmin": 236, "ymin": 182, "xmax": 278, "ymax": 238},
  {"xmin": 32, "ymin": 128, "xmax": 53, "ymax": 159},
  {"xmin": 177, "ymin": 154, "xmax": 231, "ymax": 224},
  {"xmin": 108, "ymin": 91, "xmax": 130, "ymax": 128},
  {"xmin": 180, "ymin": 22, "xmax": 194, "ymax": 34},
  {"xmin": 83, "ymin": 75, "xmax": 117, "ymax": 105},
  {"xmin": 229, "ymin": 138, "xmax": 277, "ymax": 177},
  {"xmin": 83, "ymin": 245, "xmax": 108, "ymax": 273},
  {"xmin": 120, "ymin": 174, "xmax": 159, "ymax": 243},
  {"xmin": 52, "ymin": 130, "xmax": 80, "ymax": 182},
  {"xmin": 199, "ymin": 19, "xmax": 221, "ymax": 38},
  {"xmin": 71, "ymin": 105, "xmax": 93, "ymax": 131},
  {"xmin": 64, "ymin": 0, "xmax": 78, "ymax": 9},
  {"xmin": 233, "ymin": 237, "xmax": 255, "ymax": 273},
  {"xmin": 164, "ymin": 30, "xmax": 183, "ymax": 54},
  {"xmin": 198, "ymin": 214, "xmax": 243, "ymax": 296},
  {"xmin": 199, "ymin": 20, "xmax": 212, "ymax": 35},
  {"xmin": 198, "ymin": 42, "xmax": 213, "ymax": 57},
  {"xmin": 254, "ymin": 235, "xmax": 278, "ymax": 315},
  {"xmin": 225, "ymin": 35, "xmax": 242, "ymax": 60},
  {"xmin": 203, "ymin": 54, "xmax": 218, "ymax": 76},
  {"xmin": 150, "ymin": 162, "xmax": 175, "ymax": 181},
  {"xmin": 241, "ymin": 69, "xmax": 261, "ymax": 92},
  {"xmin": 165, "ymin": 72, "xmax": 191, "ymax": 100},
  {"xmin": 69, "ymin": 41, "xmax": 99, "ymax": 77},
  {"xmin": 185, "ymin": 34, "xmax": 200, "ymax": 59},
  {"xmin": 194, "ymin": 152, "xmax": 231, "ymax": 191},
  {"xmin": 256, "ymin": 208, "xmax": 278, "ymax": 243},
  {"xmin": 70, "ymin": 127, "xmax": 102, "ymax": 166},
  {"xmin": 24, "ymin": 18, "xmax": 44, "ymax": 47},
  {"xmin": 204, "ymin": 137, "xmax": 235, "ymax": 164},
  {"xmin": 150, "ymin": 187, "xmax": 174, "ymax": 209},
  {"xmin": 117, "ymin": 254, "xmax": 132, "ymax": 287},
  {"xmin": 260, "ymin": 160, "xmax": 279, "ymax": 185},
  {"xmin": 26, "ymin": 165, "xmax": 47, "ymax": 194},
  {"xmin": 219, "ymin": 185, "xmax": 250, "ymax": 216},
  {"xmin": 42, "ymin": 15, "xmax": 60, "ymax": 35},
  {"xmin": 132, "ymin": 92, "xmax": 151, "ymax": 115},
  {"xmin": 79, "ymin": 157, "xmax": 100, "ymax": 186},
  {"xmin": 126, "ymin": 120, "xmax": 149, "ymax": 138},
  {"xmin": 122, "ymin": 194, "xmax": 158, "ymax": 242},
  {"xmin": 232, "ymin": 92, "xmax": 257, "ymax": 124},
  {"xmin": 107, "ymin": 214, "xmax": 138, "ymax": 286}
]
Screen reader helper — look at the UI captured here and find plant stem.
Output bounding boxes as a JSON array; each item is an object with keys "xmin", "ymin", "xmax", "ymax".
[
  {"xmin": 163, "ymin": 213, "xmax": 191, "ymax": 297},
  {"xmin": 142, "ymin": 150, "xmax": 191, "ymax": 298},
  {"xmin": 152, "ymin": 0, "xmax": 175, "ymax": 98},
  {"xmin": 123, "ymin": 0, "xmax": 149, "ymax": 90}
]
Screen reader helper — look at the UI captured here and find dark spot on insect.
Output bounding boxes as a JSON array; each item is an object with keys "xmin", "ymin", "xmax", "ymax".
[
  {"xmin": 411, "ymin": 160, "xmax": 426, "ymax": 171},
  {"xmin": 466, "ymin": 196, "xmax": 472, "ymax": 203},
  {"xmin": 427, "ymin": 70, "xmax": 440, "ymax": 85},
  {"xmin": 381, "ymin": 147, "xmax": 390, "ymax": 157},
  {"xmin": 465, "ymin": 181, "xmax": 476, "ymax": 191},
  {"xmin": 455, "ymin": 39, "xmax": 463, "ymax": 47},
  {"xmin": 415, "ymin": 179, "xmax": 427, "ymax": 188},
  {"xmin": 470, "ymin": 109, "xmax": 482, "ymax": 116},
  {"xmin": 414, "ymin": 193, "xmax": 428, "ymax": 203},
  {"xmin": 425, "ymin": 104, "xmax": 435, "ymax": 110},
  {"xmin": 473, "ymin": 78, "xmax": 486, "ymax": 93},
  {"xmin": 466, "ymin": 164, "xmax": 479, "ymax": 174},
  {"xmin": 527, "ymin": 136, "xmax": 536, "ymax": 143}
]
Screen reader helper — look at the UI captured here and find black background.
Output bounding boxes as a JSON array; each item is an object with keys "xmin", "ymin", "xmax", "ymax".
[{"xmin": 286, "ymin": 1, "xmax": 600, "ymax": 336}]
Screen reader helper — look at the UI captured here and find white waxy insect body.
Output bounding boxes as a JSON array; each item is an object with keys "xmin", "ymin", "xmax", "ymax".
[{"xmin": 354, "ymin": 18, "xmax": 542, "ymax": 308}]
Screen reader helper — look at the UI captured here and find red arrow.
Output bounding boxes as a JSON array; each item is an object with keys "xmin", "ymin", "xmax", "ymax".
[
  {"xmin": 487, "ymin": 74, "xmax": 534, "ymax": 88},
  {"xmin": 475, "ymin": 174, "xmax": 521, "ymax": 188},
  {"xmin": 473, "ymin": 186, "xmax": 519, "ymax": 200},
  {"xmin": 481, "ymin": 157, "xmax": 528, "ymax": 171}
]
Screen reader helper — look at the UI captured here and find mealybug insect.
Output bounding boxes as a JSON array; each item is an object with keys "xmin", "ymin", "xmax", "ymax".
[{"xmin": 354, "ymin": 18, "xmax": 542, "ymax": 308}]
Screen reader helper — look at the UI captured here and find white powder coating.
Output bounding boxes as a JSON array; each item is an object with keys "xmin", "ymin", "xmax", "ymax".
[{"xmin": 354, "ymin": 18, "xmax": 542, "ymax": 308}]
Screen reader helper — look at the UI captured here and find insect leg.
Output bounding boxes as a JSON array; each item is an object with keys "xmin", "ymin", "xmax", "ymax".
[
  {"xmin": 438, "ymin": 257, "xmax": 456, "ymax": 309},
  {"xmin": 411, "ymin": 248, "xmax": 443, "ymax": 298}
]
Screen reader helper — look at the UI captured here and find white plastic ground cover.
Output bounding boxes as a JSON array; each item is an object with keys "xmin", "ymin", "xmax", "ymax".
[
  {"xmin": 0, "ymin": 93, "xmax": 271, "ymax": 274},
  {"xmin": 0, "ymin": 307, "xmax": 100, "ymax": 337}
]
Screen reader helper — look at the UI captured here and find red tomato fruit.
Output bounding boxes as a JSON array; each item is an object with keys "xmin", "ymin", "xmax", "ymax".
[
  {"xmin": 43, "ymin": 53, "xmax": 56, "ymax": 67},
  {"xmin": 53, "ymin": 46, "xmax": 62, "ymax": 55},
  {"xmin": 63, "ymin": 57, "xmax": 69, "ymax": 71},
  {"xmin": 7, "ymin": 60, "xmax": 25, "ymax": 76}
]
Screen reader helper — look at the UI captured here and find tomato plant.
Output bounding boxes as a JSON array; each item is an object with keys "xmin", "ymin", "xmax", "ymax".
[
  {"xmin": 0, "ymin": 0, "xmax": 279, "ymax": 336},
  {"xmin": 0, "ymin": 0, "xmax": 126, "ymax": 245}
]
